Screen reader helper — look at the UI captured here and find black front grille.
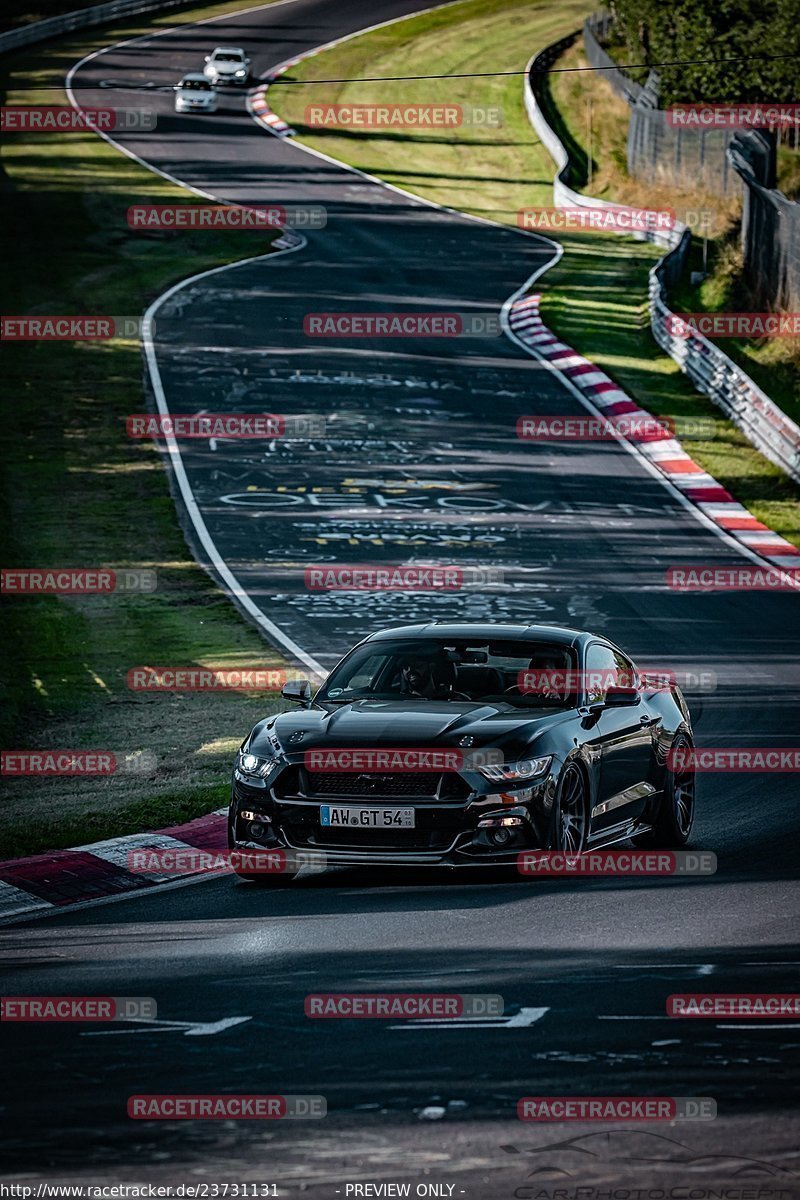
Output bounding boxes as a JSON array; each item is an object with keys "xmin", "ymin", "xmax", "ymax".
[
  {"xmin": 274, "ymin": 766, "xmax": 471, "ymax": 802},
  {"xmin": 307, "ymin": 771, "xmax": 435, "ymax": 797},
  {"xmin": 439, "ymin": 773, "xmax": 472, "ymax": 800}
]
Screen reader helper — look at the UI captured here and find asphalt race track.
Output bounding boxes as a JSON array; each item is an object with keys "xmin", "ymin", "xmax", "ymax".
[{"xmin": 1, "ymin": 0, "xmax": 798, "ymax": 1190}]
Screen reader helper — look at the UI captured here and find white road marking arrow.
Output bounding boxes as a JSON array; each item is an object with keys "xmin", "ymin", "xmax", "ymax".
[
  {"xmin": 82, "ymin": 1016, "xmax": 252, "ymax": 1037},
  {"xmin": 390, "ymin": 1006, "xmax": 549, "ymax": 1030}
]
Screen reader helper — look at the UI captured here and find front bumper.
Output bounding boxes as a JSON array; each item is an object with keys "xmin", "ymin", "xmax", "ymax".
[
  {"xmin": 205, "ymin": 73, "xmax": 248, "ymax": 85},
  {"xmin": 229, "ymin": 758, "xmax": 557, "ymax": 868}
]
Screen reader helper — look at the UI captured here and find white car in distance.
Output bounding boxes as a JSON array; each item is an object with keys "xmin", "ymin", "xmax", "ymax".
[
  {"xmin": 174, "ymin": 73, "xmax": 218, "ymax": 113},
  {"xmin": 203, "ymin": 47, "xmax": 251, "ymax": 86}
]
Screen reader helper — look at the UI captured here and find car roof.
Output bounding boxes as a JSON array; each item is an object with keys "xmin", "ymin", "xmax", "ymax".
[
  {"xmin": 180, "ymin": 72, "xmax": 210, "ymax": 81},
  {"xmin": 363, "ymin": 622, "xmax": 589, "ymax": 647},
  {"xmin": 210, "ymin": 46, "xmax": 246, "ymax": 54}
]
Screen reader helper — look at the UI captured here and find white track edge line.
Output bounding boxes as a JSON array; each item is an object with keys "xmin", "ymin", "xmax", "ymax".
[{"xmin": 140, "ymin": 253, "xmax": 326, "ymax": 678}]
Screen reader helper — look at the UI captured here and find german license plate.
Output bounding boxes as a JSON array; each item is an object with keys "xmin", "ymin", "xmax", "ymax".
[{"xmin": 320, "ymin": 805, "xmax": 415, "ymax": 829}]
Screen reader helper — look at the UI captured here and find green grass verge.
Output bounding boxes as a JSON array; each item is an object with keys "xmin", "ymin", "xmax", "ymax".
[
  {"xmin": 274, "ymin": 0, "xmax": 583, "ymax": 218},
  {"xmin": 0, "ymin": 0, "xmax": 292, "ymax": 859},
  {"xmin": 2, "ymin": 0, "xmax": 267, "ymax": 33},
  {"xmin": 3, "ymin": 0, "xmax": 121, "ymax": 32},
  {"xmin": 274, "ymin": 0, "xmax": 800, "ymax": 547},
  {"xmin": 0, "ymin": 783, "xmax": 231, "ymax": 861}
]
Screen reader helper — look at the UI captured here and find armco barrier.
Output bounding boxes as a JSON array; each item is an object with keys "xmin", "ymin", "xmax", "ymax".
[
  {"xmin": 524, "ymin": 38, "xmax": 680, "ymax": 253},
  {"xmin": 0, "ymin": 0, "xmax": 198, "ymax": 54},
  {"xmin": 650, "ymin": 251, "xmax": 800, "ymax": 482},
  {"xmin": 524, "ymin": 39, "xmax": 800, "ymax": 485}
]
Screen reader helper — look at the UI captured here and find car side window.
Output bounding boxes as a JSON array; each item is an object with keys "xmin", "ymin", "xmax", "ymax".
[
  {"xmin": 612, "ymin": 649, "xmax": 637, "ymax": 690},
  {"xmin": 585, "ymin": 643, "xmax": 619, "ymax": 704}
]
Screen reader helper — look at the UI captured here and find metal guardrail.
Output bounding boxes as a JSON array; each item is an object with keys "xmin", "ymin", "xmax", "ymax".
[
  {"xmin": 523, "ymin": 40, "xmax": 800, "ymax": 485},
  {"xmin": 524, "ymin": 39, "xmax": 680, "ymax": 252},
  {"xmin": 650, "ymin": 250, "xmax": 800, "ymax": 482},
  {"xmin": 0, "ymin": 0, "xmax": 197, "ymax": 54}
]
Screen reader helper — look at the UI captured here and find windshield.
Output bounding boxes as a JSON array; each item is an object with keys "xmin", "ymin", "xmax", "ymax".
[
  {"xmin": 181, "ymin": 79, "xmax": 213, "ymax": 90},
  {"xmin": 317, "ymin": 638, "xmax": 579, "ymax": 708},
  {"xmin": 214, "ymin": 52, "xmax": 244, "ymax": 61}
]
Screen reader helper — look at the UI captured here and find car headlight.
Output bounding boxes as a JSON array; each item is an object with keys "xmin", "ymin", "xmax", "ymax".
[
  {"xmin": 235, "ymin": 68, "xmax": 246, "ymax": 77},
  {"xmin": 236, "ymin": 750, "xmax": 277, "ymax": 778},
  {"xmin": 478, "ymin": 755, "xmax": 552, "ymax": 783}
]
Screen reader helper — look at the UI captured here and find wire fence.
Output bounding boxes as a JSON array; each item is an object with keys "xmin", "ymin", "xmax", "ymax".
[
  {"xmin": 583, "ymin": 13, "xmax": 740, "ymax": 196},
  {"xmin": 729, "ymin": 130, "xmax": 800, "ymax": 313}
]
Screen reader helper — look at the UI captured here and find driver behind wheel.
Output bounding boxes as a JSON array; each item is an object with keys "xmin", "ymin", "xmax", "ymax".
[
  {"xmin": 526, "ymin": 650, "xmax": 571, "ymax": 701},
  {"xmin": 400, "ymin": 653, "xmax": 455, "ymax": 699}
]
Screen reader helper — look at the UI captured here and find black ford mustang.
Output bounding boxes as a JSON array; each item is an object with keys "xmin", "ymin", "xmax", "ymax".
[{"xmin": 228, "ymin": 623, "xmax": 696, "ymax": 882}]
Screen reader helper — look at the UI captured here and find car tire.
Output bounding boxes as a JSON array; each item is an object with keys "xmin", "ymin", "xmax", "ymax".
[
  {"xmin": 634, "ymin": 734, "xmax": 695, "ymax": 848},
  {"xmin": 551, "ymin": 762, "xmax": 589, "ymax": 853}
]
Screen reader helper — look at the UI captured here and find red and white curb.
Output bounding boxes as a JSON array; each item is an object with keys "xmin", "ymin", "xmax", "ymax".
[
  {"xmin": 247, "ymin": 62, "xmax": 299, "ymax": 136},
  {"xmin": 509, "ymin": 294, "xmax": 800, "ymax": 572},
  {"xmin": 0, "ymin": 809, "xmax": 227, "ymax": 921}
]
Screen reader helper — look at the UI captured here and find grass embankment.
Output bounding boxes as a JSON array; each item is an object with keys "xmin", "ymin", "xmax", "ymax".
[
  {"xmin": 273, "ymin": 0, "xmax": 800, "ymax": 546},
  {"xmin": 0, "ymin": 0, "xmax": 291, "ymax": 859},
  {"xmin": 550, "ymin": 39, "xmax": 800, "ymax": 426},
  {"xmin": 3, "ymin": 0, "xmax": 119, "ymax": 33}
]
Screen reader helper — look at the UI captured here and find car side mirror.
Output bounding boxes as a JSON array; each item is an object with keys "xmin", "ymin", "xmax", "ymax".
[
  {"xmin": 245, "ymin": 57, "xmax": 251, "ymax": 64},
  {"xmin": 604, "ymin": 685, "xmax": 640, "ymax": 707},
  {"xmin": 204, "ymin": 55, "xmax": 210, "ymax": 61},
  {"xmin": 282, "ymin": 679, "xmax": 312, "ymax": 706}
]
